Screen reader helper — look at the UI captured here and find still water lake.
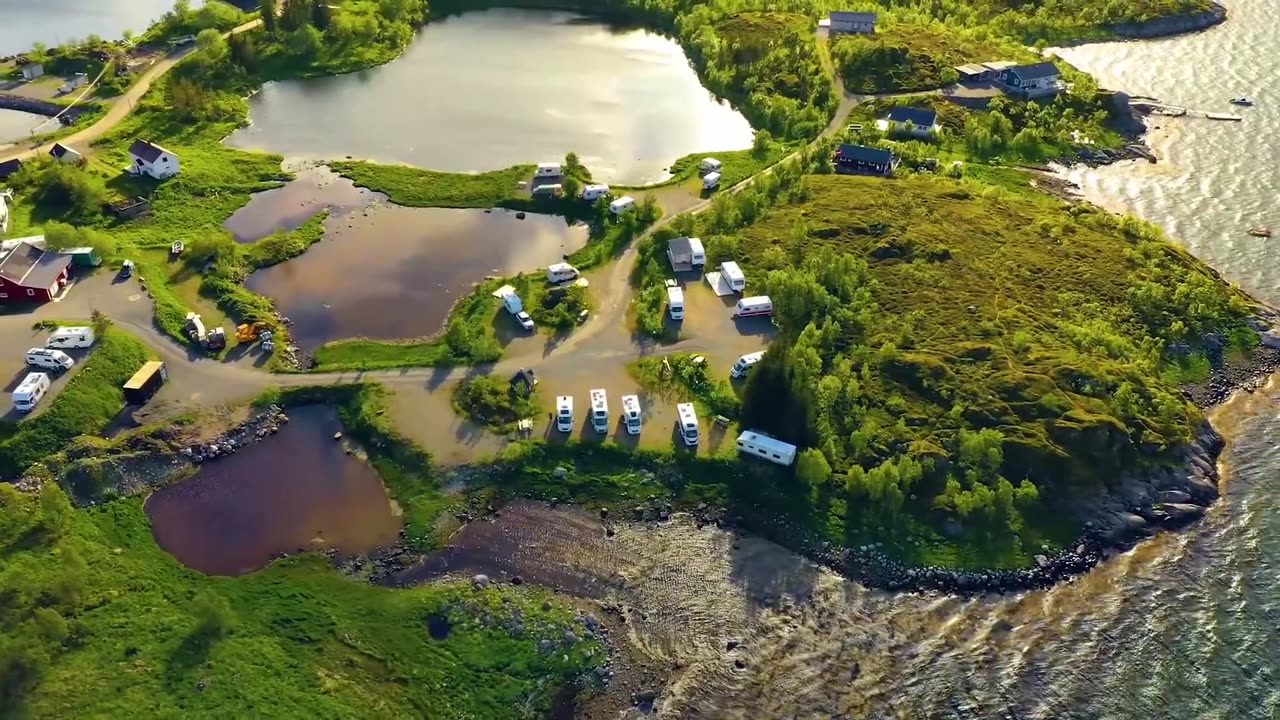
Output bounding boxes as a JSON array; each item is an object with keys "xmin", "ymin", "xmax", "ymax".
[
  {"xmin": 0, "ymin": 108, "xmax": 46, "ymax": 145},
  {"xmin": 144, "ymin": 405, "xmax": 401, "ymax": 576},
  {"xmin": 225, "ymin": 8, "xmax": 755, "ymax": 185},
  {"xmin": 0, "ymin": 0, "xmax": 200, "ymax": 56}
]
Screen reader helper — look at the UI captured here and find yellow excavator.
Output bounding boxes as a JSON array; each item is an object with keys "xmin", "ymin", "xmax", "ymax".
[{"xmin": 235, "ymin": 321, "xmax": 273, "ymax": 343}]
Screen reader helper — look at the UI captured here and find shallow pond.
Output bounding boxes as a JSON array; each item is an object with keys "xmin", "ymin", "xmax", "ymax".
[
  {"xmin": 224, "ymin": 8, "xmax": 754, "ymax": 185},
  {"xmin": 0, "ymin": 0, "xmax": 196, "ymax": 55},
  {"xmin": 144, "ymin": 405, "xmax": 401, "ymax": 576},
  {"xmin": 0, "ymin": 108, "xmax": 48, "ymax": 145},
  {"xmin": 243, "ymin": 202, "xmax": 588, "ymax": 348}
]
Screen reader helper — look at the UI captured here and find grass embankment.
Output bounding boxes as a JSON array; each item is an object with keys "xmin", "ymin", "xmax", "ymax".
[
  {"xmin": 0, "ymin": 482, "xmax": 602, "ymax": 717},
  {"xmin": 328, "ymin": 161, "xmax": 534, "ymax": 208},
  {"xmin": 0, "ymin": 326, "xmax": 151, "ymax": 478},
  {"xmin": 661, "ymin": 170, "xmax": 1251, "ymax": 567},
  {"xmin": 452, "ymin": 376, "xmax": 543, "ymax": 432}
]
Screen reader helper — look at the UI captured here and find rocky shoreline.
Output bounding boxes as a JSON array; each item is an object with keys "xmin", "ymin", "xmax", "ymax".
[{"xmin": 1108, "ymin": 0, "xmax": 1227, "ymax": 39}]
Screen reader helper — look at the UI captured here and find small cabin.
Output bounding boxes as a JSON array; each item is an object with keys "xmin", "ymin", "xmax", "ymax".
[
  {"xmin": 19, "ymin": 62, "xmax": 44, "ymax": 81},
  {"xmin": 128, "ymin": 139, "xmax": 181, "ymax": 180},
  {"xmin": 49, "ymin": 143, "xmax": 83, "ymax": 164}
]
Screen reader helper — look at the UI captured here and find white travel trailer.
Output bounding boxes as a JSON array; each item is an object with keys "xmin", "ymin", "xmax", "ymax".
[
  {"xmin": 535, "ymin": 162, "xmax": 563, "ymax": 178},
  {"xmin": 621, "ymin": 394, "xmax": 642, "ymax": 435},
  {"xmin": 719, "ymin": 261, "xmax": 745, "ymax": 292},
  {"xmin": 735, "ymin": 430, "xmax": 798, "ymax": 466},
  {"xmin": 12, "ymin": 372, "xmax": 51, "ymax": 413},
  {"xmin": 667, "ymin": 286, "xmax": 684, "ymax": 320},
  {"xmin": 675, "ymin": 402, "xmax": 699, "ymax": 446},
  {"xmin": 579, "ymin": 184, "xmax": 610, "ymax": 201},
  {"xmin": 545, "ymin": 262, "xmax": 580, "ymax": 284},
  {"xmin": 25, "ymin": 348, "xmax": 74, "ymax": 372},
  {"xmin": 46, "ymin": 326, "xmax": 96, "ymax": 349},
  {"xmin": 733, "ymin": 295, "xmax": 773, "ymax": 318},
  {"xmin": 589, "ymin": 388, "xmax": 609, "ymax": 433},
  {"xmin": 730, "ymin": 350, "xmax": 765, "ymax": 379},
  {"xmin": 702, "ymin": 172, "xmax": 722, "ymax": 191},
  {"xmin": 556, "ymin": 395, "xmax": 574, "ymax": 432},
  {"xmin": 699, "ymin": 157, "xmax": 722, "ymax": 174},
  {"xmin": 609, "ymin": 196, "xmax": 636, "ymax": 216}
]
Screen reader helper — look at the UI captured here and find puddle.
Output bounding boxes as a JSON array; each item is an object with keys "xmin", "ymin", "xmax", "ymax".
[
  {"xmin": 144, "ymin": 405, "xmax": 401, "ymax": 576},
  {"xmin": 244, "ymin": 206, "xmax": 588, "ymax": 348}
]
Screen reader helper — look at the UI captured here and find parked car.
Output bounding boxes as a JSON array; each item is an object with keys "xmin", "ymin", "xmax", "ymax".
[
  {"xmin": 515, "ymin": 311, "xmax": 535, "ymax": 331},
  {"xmin": 119, "ymin": 259, "xmax": 134, "ymax": 278}
]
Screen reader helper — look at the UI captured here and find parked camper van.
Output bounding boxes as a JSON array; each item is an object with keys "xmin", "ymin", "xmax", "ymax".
[
  {"xmin": 25, "ymin": 348, "xmax": 74, "ymax": 372},
  {"xmin": 589, "ymin": 388, "xmax": 609, "ymax": 433},
  {"xmin": 687, "ymin": 238, "xmax": 706, "ymax": 267},
  {"xmin": 621, "ymin": 394, "xmax": 642, "ymax": 435},
  {"xmin": 46, "ymin": 326, "xmax": 95, "ymax": 349},
  {"xmin": 667, "ymin": 286, "xmax": 684, "ymax": 320},
  {"xmin": 700, "ymin": 157, "xmax": 722, "ymax": 174},
  {"xmin": 675, "ymin": 402, "xmax": 699, "ymax": 446},
  {"xmin": 580, "ymin": 184, "xmax": 610, "ymax": 201},
  {"xmin": 609, "ymin": 196, "xmax": 636, "ymax": 216},
  {"xmin": 730, "ymin": 350, "xmax": 764, "ymax": 379},
  {"xmin": 531, "ymin": 183, "xmax": 563, "ymax": 198},
  {"xmin": 556, "ymin": 395, "xmax": 574, "ymax": 432},
  {"xmin": 733, "ymin": 295, "xmax": 773, "ymax": 318},
  {"xmin": 546, "ymin": 262, "xmax": 579, "ymax": 284},
  {"xmin": 719, "ymin": 261, "xmax": 745, "ymax": 292},
  {"xmin": 122, "ymin": 361, "xmax": 167, "ymax": 406},
  {"xmin": 735, "ymin": 430, "xmax": 797, "ymax": 467},
  {"xmin": 535, "ymin": 162, "xmax": 562, "ymax": 178},
  {"xmin": 12, "ymin": 372, "xmax": 50, "ymax": 413},
  {"xmin": 702, "ymin": 172, "xmax": 722, "ymax": 191}
]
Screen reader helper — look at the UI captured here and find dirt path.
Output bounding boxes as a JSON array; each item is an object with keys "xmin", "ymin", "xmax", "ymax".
[{"xmin": 0, "ymin": 18, "xmax": 263, "ymax": 163}]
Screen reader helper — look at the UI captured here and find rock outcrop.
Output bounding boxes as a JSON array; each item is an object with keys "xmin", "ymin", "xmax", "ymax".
[{"xmin": 1109, "ymin": 1, "xmax": 1227, "ymax": 39}]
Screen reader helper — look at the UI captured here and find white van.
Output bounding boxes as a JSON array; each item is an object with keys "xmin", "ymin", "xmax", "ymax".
[
  {"xmin": 719, "ymin": 261, "xmax": 745, "ymax": 292},
  {"xmin": 46, "ymin": 326, "xmax": 95, "ymax": 349},
  {"xmin": 535, "ymin": 162, "xmax": 562, "ymax": 178},
  {"xmin": 730, "ymin": 350, "xmax": 764, "ymax": 379},
  {"xmin": 546, "ymin": 262, "xmax": 579, "ymax": 284},
  {"xmin": 667, "ymin": 286, "xmax": 684, "ymax": 320},
  {"xmin": 580, "ymin": 184, "xmax": 610, "ymax": 201},
  {"xmin": 621, "ymin": 394, "xmax": 642, "ymax": 435},
  {"xmin": 733, "ymin": 295, "xmax": 773, "ymax": 318},
  {"xmin": 702, "ymin": 172, "xmax": 722, "ymax": 191},
  {"xmin": 589, "ymin": 388, "xmax": 609, "ymax": 433},
  {"xmin": 700, "ymin": 157, "xmax": 722, "ymax": 174},
  {"xmin": 609, "ymin": 196, "xmax": 636, "ymax": 216},
  {"xmin": 676, "ymin": 402, "xmax": 699, "ymax": 446},
  {"xmin": 12, "ymin": 372, "xmax": 51, "ymax": 413},
  {"xmin": 735, "ymin": 430, "xmax": 797, "ymax": 467},
  {"xmin": 26, "ymin": 347, "xmax": 74, "ymax": 372},
  {"xmin": 556, "ymin": 395, "xmax": 574, "ymax": 432}
]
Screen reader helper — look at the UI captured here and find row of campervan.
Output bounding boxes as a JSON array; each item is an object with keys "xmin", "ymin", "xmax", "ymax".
[
  {"xmin": 11, "ymin": 327, "xmax": 97, "ymax": 413},
  {"xmin": 533, "ymin": 162, "xmax": 636, "ymax": 215},
  {"xmin": 555, "ymin": 391, "xmax": 700, "ymax": 445}
]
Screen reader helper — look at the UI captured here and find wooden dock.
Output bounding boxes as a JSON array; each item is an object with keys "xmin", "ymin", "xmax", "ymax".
[{"xmin": 1130, "ymin": 100, "xmax": 1243, "ymax": 122}]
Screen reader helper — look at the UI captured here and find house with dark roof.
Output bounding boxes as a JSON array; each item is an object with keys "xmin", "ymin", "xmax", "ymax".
[
  {"xmin": 997, "ymin": 61, "xmax": 1063, "ymax": 98},
  {"xmin": 0, "ymin": 240, "xmax": 72, "ymax": 304},
  {"xmin": 127, "ymin": 139, "xmax": 181, "ymax": 180},
  {"xmin": 877, "ymin": 106, "xmax": 939, "ymax": 137},
  {"xmin": 834, "ymin": 144, "xmax": 895, "ymax": 176},
  {"xmin": 0, "ymin": 158, "xmax": 23, "ymax": 180},
  {"xmin": 49, "ymin": 142, "xmax": 84, "ymax": 164},
  {"xmin": 827, "ymin": 10, "xmax": 876, "ymax": 34}
]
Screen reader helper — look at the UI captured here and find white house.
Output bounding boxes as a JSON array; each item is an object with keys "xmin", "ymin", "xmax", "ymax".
[
  {"xmin": 127, "ymin": 139, "xmax": 180, "ymax": 180},
  {"xmin": 19, "ymin": 62, "xmax": 44, "ymax": 81},
  {"xmin": 875, "ymin": 106, "xmax": 940, "ymax": 137},
  {"xmin": 828, "ymin": 11, "xmax": 877, "ymax": 35},
  {"xmin": 48, "ymin": 143, "xmax": 83, "ymax": 164}
]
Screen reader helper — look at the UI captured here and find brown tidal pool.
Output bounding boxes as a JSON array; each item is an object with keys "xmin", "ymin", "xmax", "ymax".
[
  {"xmin": 244, "ymin": 204, "xmax": 588, "ymax": 349},
  {"xmin": 144, "ymin": 405, "xmax": 401, "ymax": 576}
]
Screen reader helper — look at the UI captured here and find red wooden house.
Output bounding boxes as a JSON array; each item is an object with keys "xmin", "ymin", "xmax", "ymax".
[{"xmin": 0, "ymin": 241, "xmax": 72, "ymax": 304}]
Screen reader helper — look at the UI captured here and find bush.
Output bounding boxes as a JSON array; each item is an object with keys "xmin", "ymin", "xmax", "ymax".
[{"xmin": 451, "ymin": 376, "xmax": 540, "ymax": 431}]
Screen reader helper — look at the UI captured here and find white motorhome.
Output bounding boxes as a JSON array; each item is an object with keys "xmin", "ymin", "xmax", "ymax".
[
  {"xmin": 531, "ymin": 183, "xmax": 563, "ymax": 198},
  {"xmin": 687, "ymin": 238, "xmax": 706, "ymax": 267},
  {"xmin": 501, "ymin": 291, "xmax": 524, "ymax": 315},
  {"xmin": 556, "ymin": 395, "xmax": 574, "ymax": 432},
  {"xmin": 12, "ymin": 372, "xmax": 50, "ymax": 413},
  {"xmin": 700, "ymin": 157, "xmax": 723, "ymax": 174},
  {"xmin": 46, "ymin": 326, "xmax": 96, "ymax": 349},
  {"xmin": 621, "ymin": 394, "xmax": 642, "ymax": 435},
  {"xmin": 580, "ymin": 184, "xmax": 610, "ymax": 201},
  {"xmin": 546, "ymin": 262, "xmax": 580, "ymax": 284},
  {"xmin": 535, "ymin": 162, "xmax": 563, "ymax": 178},
  {"xmin": 667, "ymin": 286, "xmax": 684, "ymax": 320},
  {"xmin": 609, "ymin": 196, "xmax": 636, "ymax": 216},
  {"xmin": 589, "ymin": 388, "xmax": 609, "ymax": 433},
  {"xmin": 735, "ymin": 430, "xmax": 797, "ymax": 467},
  {"xmin": 25, "ymin": 348, "xmax": 74, "ymax": 372},
  {"xmin": 676, "ymin": 402, "xmax": 699, "ymax": 446},
  {"xmin": 702, "ymin": 172, "xmax": 722, "ymax": 191},
  {"xmin": 730, "ymin": 350, "xmax": 765, "ymax": 379},
  {"xmin": 719, "ymin": 261, "xmax": 745, "ymax": 292},
  {"xmin": 733, "ymin": 295, "xmax": 773, "ymax": 318}
]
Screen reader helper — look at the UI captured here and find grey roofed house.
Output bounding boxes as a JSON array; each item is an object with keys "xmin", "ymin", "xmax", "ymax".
[
  {"xmin": 0, "ymin": 241, "xmax": 72, "ymax": 289},
  {"xmin": 884, "ymin": 106, "xmax": 937, "ymax": 129},
  {"xmin": 668, "ymin": 236, "xmax": 695, "ymax": 263},
  {"xmin": 1005, "ymin": 61, "xmax": 1060, "ymax": 82},
  {"xmin": 834, "ymin": 143, "xmax": 895, "ymax": 175},
  {"xmin": 829, "ymin": 10, "xmax": 877, "ymax": 23},
  {"xmin": 128, "ymin": 138, "xmax": 171, "ymax": 163},
  {"xmin": 49, "ymin": 142, "xmax": 81, "ymax": 161}
]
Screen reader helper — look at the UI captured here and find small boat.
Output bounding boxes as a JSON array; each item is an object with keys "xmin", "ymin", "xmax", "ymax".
[
  {"xmin": 1248, "ymin": 227, "xmax": 1272, "ymax": 237},
  {"xmin": 1229, "ymin": 97, "xmax": 1254, "ymax": 106}
]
